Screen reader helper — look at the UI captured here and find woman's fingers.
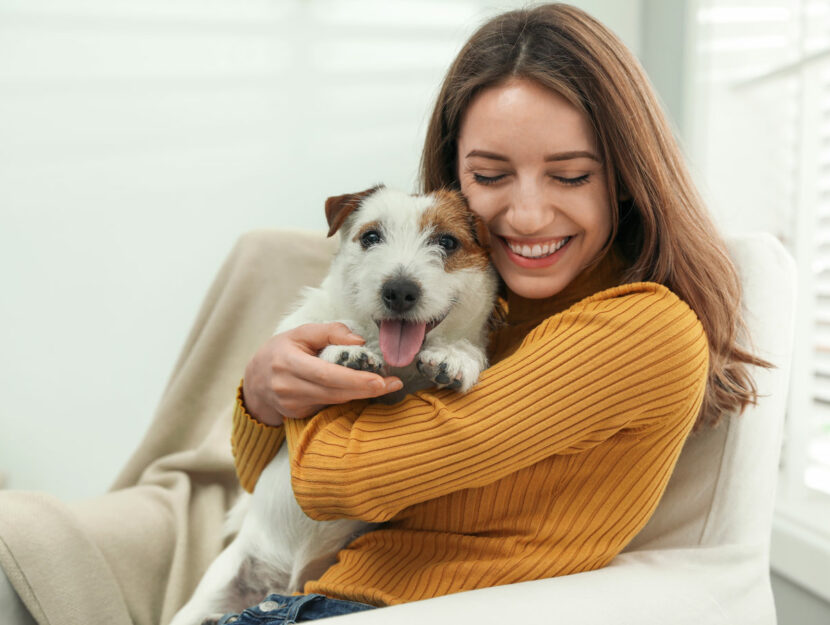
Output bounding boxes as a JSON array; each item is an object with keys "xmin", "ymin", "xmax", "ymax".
[
  {"xmin": 285, "ymin": 349, "xmax": 383, "ymax": 391},
  {"xmin": 281, "ymin": 349, "xmax": 403, "ymax": 400},
  {"xmin": 243, "ymin": 322, "xmax": 403, "ymax": 424},
  {"xmin": 275, "ymin": 375, "xmax": 401, "ymax": 418},
  {"xmin": 292, "ymin": 322, "xmax": 366, "ymax": 353},
  {"xmin": 284, "ymin": 323, "xmax": 403, "ymax": 394}
]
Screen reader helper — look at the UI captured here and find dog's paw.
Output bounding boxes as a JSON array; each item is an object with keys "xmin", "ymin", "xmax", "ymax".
[
  {"xmin": 320, "ymin": 345, "xmax": 384, "ymax": 374},
  {"xmin": 416, "ymin": 346, "xmax": 483, "ymax": 392}
]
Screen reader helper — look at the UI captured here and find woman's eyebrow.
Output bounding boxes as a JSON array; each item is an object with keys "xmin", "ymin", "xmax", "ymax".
[
  {"xmin": 544, "ymin": 150, "xmax": 600, "ymax": 162},
  {"xmin": 465, "ymin": 149, "xmax": 509, "ymax": 161},
  {"xmin": 464, "ymin": 149, "xmax": 600, "ymax": 162}
]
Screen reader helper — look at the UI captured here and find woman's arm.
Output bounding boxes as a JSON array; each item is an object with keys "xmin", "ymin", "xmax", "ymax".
[
  {"xmin": 232, "ymin": 385, "xmax": 286, "ymax": 492},
  {"xmin": 231, "ymin": 322, "xmax": 403, "ymax": 492},
  {"xmin": 288, "ymin": 282, "xmax": 709, "ymax": 522}
]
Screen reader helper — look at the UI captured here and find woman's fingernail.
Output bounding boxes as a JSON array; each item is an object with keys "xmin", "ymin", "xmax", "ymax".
[
  {"xmin": 347, "ymin": 333, "xmax": 364, "ymax": 342},
  {"xmin": 387, "ymin": 380, "xmax": 403, "ymax": 392}
]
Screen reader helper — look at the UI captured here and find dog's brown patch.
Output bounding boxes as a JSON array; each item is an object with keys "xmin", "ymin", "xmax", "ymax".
[{"xmin": 419, "ymin": 189, "xmax": 491, "ymax": 272}]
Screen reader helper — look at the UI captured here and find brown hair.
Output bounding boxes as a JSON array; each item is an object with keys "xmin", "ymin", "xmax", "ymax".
[{"xmin": 419, "ymin": 3, "xmax": 769, "ymax": 429}]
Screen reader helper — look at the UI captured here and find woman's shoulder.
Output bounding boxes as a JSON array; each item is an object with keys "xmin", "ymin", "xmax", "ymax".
[
  {"xmin": 576, "ymin": 281, "xmax": 700, "ymax": 322},
  {"xmin": 565, "ymin": 281, "xmax": 709, "ymax": 412},
  {"xmin": 581, "ymin": 279, "xmax": 678, "ymax": 300},
  {"xmin": 539, "ymin": 280, "xmax": 708, "ymax": 362},
  {"xmin": 494, "ymin": 281, "xmax": 708, "ymax": 381}
]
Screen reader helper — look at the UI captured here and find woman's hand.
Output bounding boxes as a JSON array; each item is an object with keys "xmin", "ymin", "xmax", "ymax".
[{"xmin": 242, "ymin": 323, "xmax": 403, "ymax": 426}]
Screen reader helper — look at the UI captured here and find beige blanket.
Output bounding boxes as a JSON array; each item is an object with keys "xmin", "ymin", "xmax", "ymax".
[{"xmin": 0, "ymin": 230, "xmax": 337, "ymax": 625}]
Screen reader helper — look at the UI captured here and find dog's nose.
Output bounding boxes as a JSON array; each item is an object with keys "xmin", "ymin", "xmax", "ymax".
[{"xmin": 381, "ymin": 278, "xmax": 421, "ymax": 313}]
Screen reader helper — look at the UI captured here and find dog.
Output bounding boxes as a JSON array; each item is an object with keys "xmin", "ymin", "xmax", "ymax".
[{"xmin": 170, "ymin": 185, "xmax": 498, "ymax": 625}]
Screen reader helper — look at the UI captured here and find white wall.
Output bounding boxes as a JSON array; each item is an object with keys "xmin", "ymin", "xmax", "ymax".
[{"xmin": 0, "ymin": 0, "xmax": 644, "ymax": 501}]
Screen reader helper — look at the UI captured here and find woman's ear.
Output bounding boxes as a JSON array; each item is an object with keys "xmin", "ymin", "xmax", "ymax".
[{"xmin": 324, "ymin": 184, "xmax": 385, "ymax": 237}]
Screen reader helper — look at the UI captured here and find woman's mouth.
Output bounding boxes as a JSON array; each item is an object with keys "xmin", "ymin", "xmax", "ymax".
[
  {"xmin": 499, "ymin": 235, "xmax": 573, "ymax": 268},
  {"xmin": 505, "ymin": 237, "xmax": 571, "ymax": 258}
]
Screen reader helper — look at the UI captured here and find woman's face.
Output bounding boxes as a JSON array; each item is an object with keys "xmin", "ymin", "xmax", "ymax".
[{"xmin": 457, "ymin": 78, "xmax": 613, "ymax": 300}]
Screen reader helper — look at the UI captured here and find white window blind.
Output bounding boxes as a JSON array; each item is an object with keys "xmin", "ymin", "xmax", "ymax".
[
  {"xmin": 694, "ymin": 0, "xmax": 830, "ymax": 502},
  {"xmin": 811, "ymin": 61, "xmax": 830, "ymax": 493}
]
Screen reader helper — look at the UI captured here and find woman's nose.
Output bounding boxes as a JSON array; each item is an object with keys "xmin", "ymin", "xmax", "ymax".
[{"xmin": 506, "ymin": 183, "xmax": 555, "ymax": 234}]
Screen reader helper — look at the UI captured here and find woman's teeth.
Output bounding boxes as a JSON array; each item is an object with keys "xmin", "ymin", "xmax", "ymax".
[{"xmin": 506, "ymin": 237, "xmax": 571, "ymax": 258}]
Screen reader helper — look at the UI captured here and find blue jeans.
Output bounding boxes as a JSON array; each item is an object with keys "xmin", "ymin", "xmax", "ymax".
[{"xmin": 217, "ymin": 593, "xmax": 376, "ymax": 624}]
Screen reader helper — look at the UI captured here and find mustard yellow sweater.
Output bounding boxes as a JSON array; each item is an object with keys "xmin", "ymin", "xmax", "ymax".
[{"xmin": 230, "ymin": 252, "xmax": 709, "ymax": 607}]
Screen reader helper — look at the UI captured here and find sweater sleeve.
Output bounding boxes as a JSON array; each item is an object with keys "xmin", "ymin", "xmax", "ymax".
[
  {"xmin": 231, "ymin": 381, "xmax": 286, "ymax": 493},
  {"xmin": 288, "ymin": 282, "xmax": 709, "ymax": 522}
]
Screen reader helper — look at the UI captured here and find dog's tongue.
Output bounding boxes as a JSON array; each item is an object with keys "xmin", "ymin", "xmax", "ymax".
[{"xmin": 379, "ymin": 320, "xmax": 427, "ymax": 367}]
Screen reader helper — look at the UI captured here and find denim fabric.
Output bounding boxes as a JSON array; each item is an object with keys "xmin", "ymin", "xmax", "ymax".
[{"xmin": 217, "ymin": 593, "xmax": 376, "ymax": 624}]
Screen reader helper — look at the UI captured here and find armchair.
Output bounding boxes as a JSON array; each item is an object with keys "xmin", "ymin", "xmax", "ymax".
[
  {"xmin": 0, "ymin": 230, "xmax": 795, "ymax": 625},
  {"xmin": 331, "ymin": 232, "xmax": 796, "ymax": 625}
]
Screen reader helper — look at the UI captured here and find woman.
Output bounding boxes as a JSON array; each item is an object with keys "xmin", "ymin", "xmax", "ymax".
[{"xmin": 228, "ymin": 3, "xmax": 766, "ymax": 623}]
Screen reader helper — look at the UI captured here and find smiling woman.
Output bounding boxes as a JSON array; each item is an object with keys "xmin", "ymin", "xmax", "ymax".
[{"xmin": 225, "ymin": 2, "xmax": 769, "ymax": 620}]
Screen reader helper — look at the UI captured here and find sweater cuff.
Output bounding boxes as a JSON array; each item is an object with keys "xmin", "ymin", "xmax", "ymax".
[{"xmin": 231, "ymin": 381, "xmax": 285, "ymax": 493}]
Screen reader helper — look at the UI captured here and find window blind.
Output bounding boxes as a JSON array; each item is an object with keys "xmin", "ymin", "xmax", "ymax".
[
  {"xmin": 809, "ymin": 60, "xmax": 830, "ymax": 493},
  {"xmin": 695, "ymin": 0, "xmax": 830, "ymax": 496}
]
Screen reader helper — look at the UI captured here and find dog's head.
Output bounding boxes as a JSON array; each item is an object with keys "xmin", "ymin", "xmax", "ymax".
[{"xmin": 325, "ymin": 186, "xmax": 494, "ymax": 367}]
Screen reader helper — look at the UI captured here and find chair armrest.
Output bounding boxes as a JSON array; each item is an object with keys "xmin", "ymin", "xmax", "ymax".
[{"xmin": 325, "ymin": 546, "xmax": 774, "ymax": 625}]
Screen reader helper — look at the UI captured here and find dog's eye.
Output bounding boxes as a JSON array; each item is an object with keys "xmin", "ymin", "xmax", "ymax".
[
  {"xmin": 437, "ymin": 234, "xmax": 459, "ymax": 252},
  {"xmin": 360, "ymin": 230, "xmax": 382, "ymax": 249}
]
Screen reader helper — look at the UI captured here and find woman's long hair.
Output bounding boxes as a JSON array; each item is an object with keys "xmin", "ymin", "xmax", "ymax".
[{"xmin": 420, "ymin": 3, "xmax": 769, "ymax": 429}]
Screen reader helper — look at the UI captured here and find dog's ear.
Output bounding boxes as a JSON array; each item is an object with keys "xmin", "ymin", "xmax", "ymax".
[
  {"xmin": 468, "ymin": 208, "xmax": 491, "ymax": 249},
  {"xmin": 324, "ymin": 184, "xmax": 385, "ymax": 237}
]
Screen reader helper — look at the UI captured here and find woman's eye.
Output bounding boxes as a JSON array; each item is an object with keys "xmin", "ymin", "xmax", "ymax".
[
  {"xmin": 473, "ymin": 173, "xmax": 506, "ymax": 185},
  {"xmin": 360, "ymin": 230, "xmax": 382, "ymax": 249},
  {"xmin": 437, "ymin": 234, "xmax": 459, "ymax": 252},
  {"xmin": 552, "ymin": 174, "xmax": 590, "ymax": 186}
]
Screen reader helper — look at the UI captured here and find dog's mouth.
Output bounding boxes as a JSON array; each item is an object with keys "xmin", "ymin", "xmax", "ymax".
[{"xmin": 376, "ymin": 315, "xmax": 445, "ymax": 368}]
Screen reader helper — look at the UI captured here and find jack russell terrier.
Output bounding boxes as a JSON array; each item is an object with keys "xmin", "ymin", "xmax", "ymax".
[{"xmin": 171, "ymin": 185, "xmax": 498, "ymax": 625}]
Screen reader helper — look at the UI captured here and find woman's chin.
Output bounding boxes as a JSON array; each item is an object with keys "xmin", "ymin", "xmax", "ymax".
[{"xmin": 492, "ymin": 249, "xmax": 573, "ymax": 300}]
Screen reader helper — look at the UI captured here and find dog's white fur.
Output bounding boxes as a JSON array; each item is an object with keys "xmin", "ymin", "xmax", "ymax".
[{"xmin": 170, "ymin": 187, "xmax": 497, "ymax": 625}]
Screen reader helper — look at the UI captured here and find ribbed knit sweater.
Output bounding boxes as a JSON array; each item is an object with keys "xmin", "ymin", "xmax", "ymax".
[{"xmin": 230, "ymin": 248, "xmax": 709, "ymax": 606}]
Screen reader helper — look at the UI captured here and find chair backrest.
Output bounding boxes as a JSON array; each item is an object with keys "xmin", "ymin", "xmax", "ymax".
[{"xmin": 626, "ymin": 232, "xmax": 797, "ymax": 552}]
